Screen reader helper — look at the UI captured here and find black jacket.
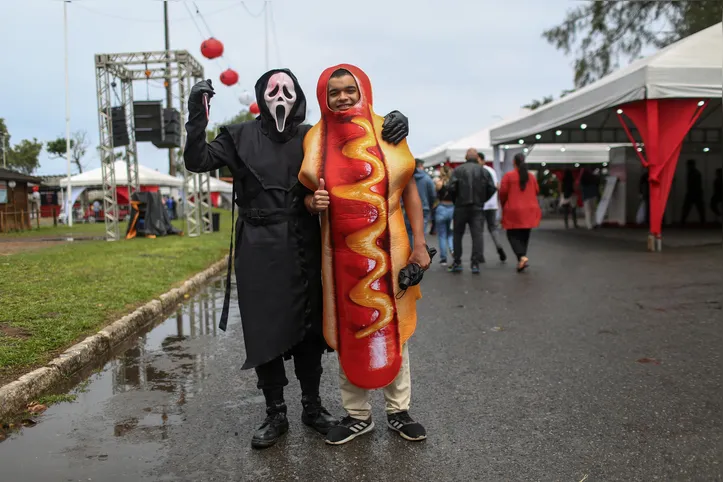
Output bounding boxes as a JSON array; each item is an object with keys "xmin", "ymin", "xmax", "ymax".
[
  {"xmin": 449, "ymin": 160, "xmax": 496, "ymax": 208},
  {"xmin": 183, "ymin": 68, "xmax": 327, "ymax": 369}
]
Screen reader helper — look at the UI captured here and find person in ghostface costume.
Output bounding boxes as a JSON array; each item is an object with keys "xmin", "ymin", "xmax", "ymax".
[{"xmin": 183, "ymin": 69, "xmax": 410, "ymax": 449}]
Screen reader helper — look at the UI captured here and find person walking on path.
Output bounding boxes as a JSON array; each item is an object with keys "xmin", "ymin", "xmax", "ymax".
[
  {"xmin": 478, "ymin": 152, "xmax": 507, "ymax": 262},
  {"xmin": 405, "ymin": 159, "xmax": 436, "ymax": 246},
  {"xmin": 447, "ymin": 148, "xmax": 496, "ymax": 274},
  {"xmin": 681, "ymin": 159, "xmax": 706, "ymax": 225},
  {"xmin": 499, "ymin": 153, "xmax": 541, "ymax": 272},
  {"xmin": 580, "ymin": 168, "xmax": 599, "ymax": 230},
  {"xmin": 434, "ymin": 171, "xmax": 455, "ymax": 265},
  {"xmin": 559, "ymin": 168, "xmax": 578, "ymax": 229},
  {"xmin": 711, "ymin": 168, "xmax": 722, "ymax": 224}
]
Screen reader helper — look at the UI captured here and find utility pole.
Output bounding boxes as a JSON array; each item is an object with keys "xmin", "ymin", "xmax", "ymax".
[
  {"xmin": 164, "ymin": 0, "xmax": 176, "ymax": 176},
  {"xmin": 264, "ymin": 1, "xmax": 269, "ymax": 71},
  {"xmin": 64, "ymin": 0, "xmax": 73, "ymax": 227}
]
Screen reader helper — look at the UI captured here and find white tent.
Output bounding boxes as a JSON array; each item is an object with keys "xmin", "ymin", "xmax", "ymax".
[
  {"xmin": 185, "ymin": 175, "xmax": 234, "ymax": 207},
  {"xmin": 490, "ymin": 23, "xmax": 723, "ymax": 144},
  {"xmin": 195, "ymin": 176, "xmax": 233, "ymax": 193},
  {"xmin": 57, "ymin": 161, "xmax": 183, "ymax": 221},
  {"xmin": 420, "ymin": 123, "xmax": 622, "ymax": 167},
  {"xmin": 59, "ymin": 160, "xmax": 183, "ymax": 188}
]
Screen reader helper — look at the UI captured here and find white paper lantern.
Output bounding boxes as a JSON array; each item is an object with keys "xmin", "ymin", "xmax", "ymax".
[{"xmin": 238, "ymin": 91, "xmax": 254, "ymax": 105}]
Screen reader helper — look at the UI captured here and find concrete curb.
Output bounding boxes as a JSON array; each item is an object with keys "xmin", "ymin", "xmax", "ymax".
[{"xmin": 0, "ymin": 255, "xmax": 229, "ymax": 422}]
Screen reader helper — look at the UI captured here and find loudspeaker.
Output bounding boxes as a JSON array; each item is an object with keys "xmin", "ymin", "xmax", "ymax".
[
  {"xmin": 153, "ymin": 108, "xmax": 182, "ymax": 148},
  {"xmin": 110, "ymin": 106, "xmax": 130, "ymax": 147},
  {"xmin": 133, "ymin": 101, "xmax": 164, "ymax": 143}
]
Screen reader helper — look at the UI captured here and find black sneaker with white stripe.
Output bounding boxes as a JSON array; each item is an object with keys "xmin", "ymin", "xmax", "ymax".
[
  {"xmin": 387, "ymin": 411, "xmax": 426, "ymax": 441},
  {"xmin": 324, "ymin": 415, "xmax": 374, "ymax": 445}
]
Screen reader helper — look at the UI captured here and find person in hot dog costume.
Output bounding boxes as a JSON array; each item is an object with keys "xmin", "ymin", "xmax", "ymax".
[
  {"xmin": 299, "ymin": 64, "xmax": 431, "ymax": 445},
  {"xmin": 183, "ymin": 69, "xmax": 410, "ymax": 449}
]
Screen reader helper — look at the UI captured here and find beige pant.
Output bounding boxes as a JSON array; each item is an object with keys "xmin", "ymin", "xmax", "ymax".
[
  {"xmin": 583, "ymin": 198, "xmax": 597, "ymax": 229},
  {"xmin": 338, "ymin": 343, "xmax": 411, "ymax": 420}
]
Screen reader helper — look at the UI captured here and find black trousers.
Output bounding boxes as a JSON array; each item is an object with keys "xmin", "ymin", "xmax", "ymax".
[
  {"xmin": 506, "ymin": 229, "xmax": 531, "ymax": 261},
  {"xmin": 563, "ymin": 203, "xmax": 578, "ymax": 228},
  {"xmin": 254, "ymin": 329, "xmax": 324, "ymax": 405},
  {"xmin": 682, "ymin": 194, "xmax": 706, "ymax": 224},
  {"xmin": 712, "ymin": 196, "xmax": 722, "ymax": 217},
  {"xmin": 453, "ymin": 205, "xmax": 484, "ymax": 264}
]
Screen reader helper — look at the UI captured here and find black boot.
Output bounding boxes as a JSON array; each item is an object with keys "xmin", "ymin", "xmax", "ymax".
[
  {"xmin": 301, "ymin": 395, "xmax": 338, "ymax": 435},
  {"xmin": 497, "ymin": 247, "xmax": 507, "ymax": 262},
  {"xmin": 251, "ymin": 401, "xmax": 289, "ymax": 449}
]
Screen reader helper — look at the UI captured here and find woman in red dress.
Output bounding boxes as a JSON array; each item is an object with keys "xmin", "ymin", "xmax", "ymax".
[{"xmin": 499, "ymin": 153, "xmax": 542, "ymax": 272}]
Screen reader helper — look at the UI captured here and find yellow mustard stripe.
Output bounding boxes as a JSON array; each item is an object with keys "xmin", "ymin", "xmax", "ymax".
[{"xmin": 331, "ymin": 116, "xmax": 394, "ymax": 339}]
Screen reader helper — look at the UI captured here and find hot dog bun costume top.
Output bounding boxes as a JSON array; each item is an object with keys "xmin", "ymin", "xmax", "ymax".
[{"xmin": 299, "ymin": 64, "xmax": 422, "ymax": 390}]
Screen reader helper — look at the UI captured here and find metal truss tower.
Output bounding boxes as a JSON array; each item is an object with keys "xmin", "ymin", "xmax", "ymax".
[
  {"xmin": 177, "ymin": 68, "xmax": 213, "ymax": 236},
  {"xmin": 94, "ymin": 50, "xmax": 212, "ymax": 241}
]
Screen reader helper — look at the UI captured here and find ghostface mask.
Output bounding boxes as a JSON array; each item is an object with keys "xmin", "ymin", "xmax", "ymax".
[{"xmin": 264, "ymin": 72, "xmax": 297, "ymax": 132}]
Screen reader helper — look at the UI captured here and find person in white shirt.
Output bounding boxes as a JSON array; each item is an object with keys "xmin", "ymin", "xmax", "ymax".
[{"xmin": 478, "ymin": 152, "xmax": 507, "ymax": 262}]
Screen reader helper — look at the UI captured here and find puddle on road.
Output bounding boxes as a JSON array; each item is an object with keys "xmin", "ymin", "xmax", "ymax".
[{"xmin": 0, "ymin": 277, "xmax": 232, "ymax": 481}]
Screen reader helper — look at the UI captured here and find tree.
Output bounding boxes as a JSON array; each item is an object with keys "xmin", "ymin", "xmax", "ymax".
[
  {"xmin": 0, "ymin": 118, "xmax": 9, "ymax": 167},
  {"xmin": 8, "ymin": 139, "xmax": 43, "ymax": 175},
  {"xmin": 543, "ymin": 1, "xmax": 722, "ymax": 88},
  {"xmin": 47, "ymin": 130, "xmax": 90, "ymax": 174},
  {"xmin": 0, "ymin": 118, "xmax": 43, "ymax": 174},
  {"xmin": 523, "ymin": 96, "xmax": 554, "ymax": 111}
]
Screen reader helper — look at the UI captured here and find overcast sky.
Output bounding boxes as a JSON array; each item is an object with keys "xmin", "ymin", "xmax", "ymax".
[{"xmin": 1, "ymin": 0, "xmax": 579, "ymax": 176}]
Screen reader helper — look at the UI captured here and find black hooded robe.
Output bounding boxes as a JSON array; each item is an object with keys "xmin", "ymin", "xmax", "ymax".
[{"xmin": 184, "ymin": 69, "xmax": 325, "ymax": 369}]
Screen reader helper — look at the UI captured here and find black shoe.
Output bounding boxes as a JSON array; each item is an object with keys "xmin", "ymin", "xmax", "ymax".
[
  {"xmin": 387, "ymin": 411, "xmax": 426, "ymax": 441},
  {"xmin": 325, "ymin": 415, "xmax": 374, "ymax": 445},
  {"xmin": 471, "ymin": 263, "xmax": 480, "ymax": 274},
  {"xmin": 497, "ymin": 247, "xmax": 507, "ymax": 262},
  {"xmin": 447, "ymin": 262, "xmax": 462, "ymax": 273},
  {"xmin": 251, "ymin": 401, "xmax": 289, "ymax": 449},
  {"xmin": 301, "ymin": 395, "xmax": 338, "ymax": 435}
]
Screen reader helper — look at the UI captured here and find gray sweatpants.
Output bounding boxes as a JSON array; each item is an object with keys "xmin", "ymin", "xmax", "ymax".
[{"xmin": 482, "ymin": 209, "xmax": 504, "ymax": 250}]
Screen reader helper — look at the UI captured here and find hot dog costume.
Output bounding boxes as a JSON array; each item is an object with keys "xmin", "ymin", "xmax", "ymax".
[
  {"xmin": 184, "ymin": 68, "xmax": 411, "ymax": 449},
  {"xmin": 298, "ymin": 64, "xmax": 422, "ymax": 390}
]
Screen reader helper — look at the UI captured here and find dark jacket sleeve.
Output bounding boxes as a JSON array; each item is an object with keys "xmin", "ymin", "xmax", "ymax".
[
  {"xmin": 448, "ymin": 167, "xmax": 459, "ymax": 195},
  {"xmin": 426, "ymin": 177, "xmax": 436, "ymax": 208},
  {"xmin": 296, "ymin": 124, "xmax": 315, "ymax": 198},
  {"xmin": 183, "ymin": 108, "xmax": 235, "ymax": 173}
]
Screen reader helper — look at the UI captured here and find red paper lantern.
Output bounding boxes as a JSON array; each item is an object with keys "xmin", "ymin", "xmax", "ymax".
[
  {"xmin": 249, "ymin": 102, "xmax": 260, "ymax": 115},
  {"xmin": 220, "ymin": 69, "xmax": 239, "ymax": 86},
  {"xmin": 201, "ymin": 38, "xmax": 224, "ymax": 59}
]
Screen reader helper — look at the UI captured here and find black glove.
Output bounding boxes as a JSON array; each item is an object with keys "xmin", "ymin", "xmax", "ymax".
[
  {"xmin": 381, "ymin": 110, "xmax": 409, "ymax": 145},
  {"xmin": 189, "ymin": 79, "xmax": 215, "ymax": 107}
]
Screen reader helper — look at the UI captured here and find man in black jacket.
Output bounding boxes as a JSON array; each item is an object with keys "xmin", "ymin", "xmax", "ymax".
[{"xmin": 447, "ymin": 148, "xmax": 496, "ymax": 274}]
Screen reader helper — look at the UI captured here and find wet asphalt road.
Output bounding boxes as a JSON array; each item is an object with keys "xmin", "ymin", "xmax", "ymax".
[{"xmin": 1, "ymin": 230, "xmax": 722, "ymax": 481}]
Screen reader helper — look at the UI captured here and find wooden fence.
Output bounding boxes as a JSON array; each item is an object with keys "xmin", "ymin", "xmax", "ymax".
[{"xmin": 0, "ymin": 208, "xmax": 49, "ymax": 233}]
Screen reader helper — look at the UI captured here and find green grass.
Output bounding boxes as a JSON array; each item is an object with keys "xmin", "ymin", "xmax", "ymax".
[
  {"xmin": 2, "ymin": 221, "xmax": 110, "ymax": 239},
  {"xmin": 2, "ymin": 215, "xmax": 189, "ymax": 239},
  {"xmin": 0, "ymin": 209, "xmax": 232, "ymax": 385}
]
